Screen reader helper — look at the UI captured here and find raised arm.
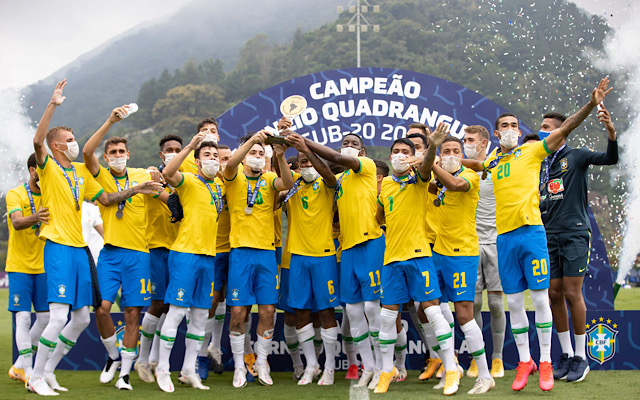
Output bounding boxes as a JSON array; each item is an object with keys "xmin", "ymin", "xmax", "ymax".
[
  {"xmin": 223, "ymin": 130, "xmax": 270, "ymax": 180},
  {"xmin": 10, "ymin": 208, "xmax": 50, "ymax": 230},
  {"xmin": 431, "ymin": 164, "xmax": 469, "ymax": 192},
  {"xmin": 272, "ymin": 143, "xmax": 294, "ymax": 191},
  {"xmin": 286, "ymin": 133, "xmax": 337, "ymax": 187},
  {"xmin": 303, "ymin": 139, "xmax": 361, "ymax": 172},
  {"xmin": 163, "ymin": 133, "xmax": 204, "ymax": 187},
  {"xmin": 34, "ymin": 80, "xmax": 66, "ymax": 165},
  {"xmin": 461, "ymin": 158, "xmax": 485, "ymax": 172},
  {"xmin": 82, "ymin": 105, "xmax": 130, "ymax": 175},
  {"xmin": 417, "ymin": 122, "xmax": 448, "ymax": 180},
  {"xmin": 96, "ymin": 181, "xmax": 163, "ymax": 206},
  {"xmin": 546, "ymin": 77, "xmax": 612, "ymax": 151}
]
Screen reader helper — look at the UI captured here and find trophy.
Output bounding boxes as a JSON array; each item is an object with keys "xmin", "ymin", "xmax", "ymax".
[{"xmin": 265, "ymin": 95, "xmax": 307, "ymax": 144}]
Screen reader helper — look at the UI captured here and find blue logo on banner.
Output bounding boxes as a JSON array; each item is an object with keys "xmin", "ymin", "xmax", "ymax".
[{"xmin": 587, "ymin": 319, "xmax": 618, "ymax": 365}]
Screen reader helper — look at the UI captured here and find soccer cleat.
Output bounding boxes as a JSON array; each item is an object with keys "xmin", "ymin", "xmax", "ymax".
[
  {"xmin": 374, "ymin": 367, "xmax": 397, "ymax": 394},
  {"xmin": 293, "ymin": 365, "xmax": 305, "ymax": 380},
  {"xmin": 345, "ymin": 364, "xmax": 360, "ymax": 379},
  {"xmin": 196, "ymin": 355, "xmax": 210, "ymax": 380},
  {"xmin": 435, "ymin": 363, "xmax": 445, "ymax": 379},
  {"xmin": 419, "ymin": 358, "xmax": 442, "ymax": 381},
  {"xmin": 27, "ymin": 376, "xmax": 59, "ymax": 396},
  {"xmin": 179, "ymin": 372, "xmax": 210, "ymax": 390},
  {"xmin": 512, "ymin": 359, "xmax": 537, "ymax": 391},
  {"xmin": 155, "ymin": 370, "xmax": 175, "ymax": 393},
  {"xmin": 45, "ymin": 374, "xmax": 68, "ymax": 392},
  {"xmin": 443, "ymin": 370, "xmax": 460, "ymax": 396},
  {"xmin": 318, "ymin": 368, "xmax": 335, "ymax": 385},
  {"xmin": 100, "ymin": 358, "xmax": 121, "ymax": 384},
  {"xmin": 433, "ymin": 376, "xmax": 445, "ymax": 390},
  {"xmin": 353, "ymin": 369, "xmax": 375, "ymax": 388},
  {"xmin": 149, "ymin": 361, "xmax": 158, "ymax": 372},
  {"xmin": 467, "ymin": 359, "xmax": 478, "ymax": 378},
  {"xmin": 208, "ymin": 346, "xmax": 224, "ymax": 375},
  {"xmin": 566, "ymin": 356, "xmax": 590, "ymax": 383},
  {"xmin": 233, "ymin": 367, "xmax": 247, "ymax": 388},
  {"xmin": 255, "ymin": 364, "xmax": 273, "ymax": 386},
  {"xmin": 244, "ymin": 353, "xmax": 258, "ymax": 377},
  {"xmin": 395, "ymin": 367, "xmax": 407, "ymax": 382},
  {"xmin": 134, "ymin": 362, "xmax": 155, "ymax": 383},
  {"xmin": 8, "ymin": 366, "xmax": 26, "ymax": 383},
  {"xmin": 367, "ymin": 369, "xmax": 383, "ymax": 390},
  {"xmin": 115, "ymin": 375, "xmax": 133, "ymax": 390},
  {"xmin": 298, "ymin": 365, "xmax": 320, "ymax": 385},
  {"xmin": 539, "ymin": 361, "xmax": 554, "ymax": 391},
  {"xmin": 553, "ymin": 353, "xmax": 572, "ymax": 380},
  {"xmin": 467, "ymin": 377, "xmax": 496, "ymax": 394},
  {"xmin": 491, "ymin": 358, "xmax": 505, "ymax": 378}
]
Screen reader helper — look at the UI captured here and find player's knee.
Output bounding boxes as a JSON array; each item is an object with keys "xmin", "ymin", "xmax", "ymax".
[
  {"xmin": 71, "ymin": 309, "xmax": 91, "ymax": 330},
  {"xmin": 364, "ymin": 300, "xmax": 381, "ymax": 323},
  {"xmin": 35, "ymin": 312, "xmax": 50, "ymax": 328},
  {"xmin": 473, "ymin": 294, "xmax": 483, "ymax": 314},
  {"xmin": 563, "ymin": 289, "xmax": 584, "ymax": 307}
]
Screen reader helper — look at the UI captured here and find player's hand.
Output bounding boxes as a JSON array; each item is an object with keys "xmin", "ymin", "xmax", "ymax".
[
  {"xmin": 147, "ymin": 169, "xmax": 165, "ymax": 184},
  {"xmin": 188, "ymin": 132, "xmax": 206, "ymax": 150},
  {"xmin": 591, "ymin": 77, "xmax": 613, "ymax": 106},
  {"xmin": 34, "ymin": 207, "xmax": 50, "ymax": 225},
  {"xmin": 109, "ymin": 105, "xmax": 129, "ymax": 123},
  {"xmin": 597, "ymin": 104, "xmax": 615, "ymax": 134},
  {"xmin": 135, "ymin": 181, "xmax": 164, "ymax": 195},
  {"xmin": 403, "ymin": 155, "xmax": 423, "ymax": 167},
  {"xmin": 277, "ymin": 117, "xmax": 292, "ymax": 131},
  {"xmin": 285, "ymin": 133, "xmax": 309, "ymax": 153},
  {"xmin": 252, "ymin": 129, "xmax": 272, "ymax": 144},
  {"xmin": 429, "ymin": 122, "xmax": 450, "ymax": 148},
  {"xmin": 50, "ymin": 80, "xmax": 67, "ymax": 106},
  {"xmin": 272, "ymin": 143, "xmax": 286, "ymax": 157}
]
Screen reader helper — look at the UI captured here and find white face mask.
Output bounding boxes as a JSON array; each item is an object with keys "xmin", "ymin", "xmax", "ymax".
[
  {"xmin": 108, "ymin": 157, "xmax": 127, "ymax": 173},
  {"xmin": 200, "ymin": 159, "xmax": 220, "ymax": 178},
  {"xmin": 245, "ymin": 156, "xmax": 265, "ymax": 171},
  {"xmin": 464, "ymin": 143, "xmax": 480, "ymax": 159},
  {"xmin": 58, "ymin": 141, "xmax": 79, "ymax": 161},
  {"xmin": 163, "ymin": 152, "xmax": 177, "ymax": 166},
  {"xmin": 390, "ymin": 153, "xmax": 410, "ymax": 173},
  {"xmin": 441, "ymin": 155, "xmax": 461, "ymax": 173},
  {"xmin": 341, "ymin": 147, "xmax": 360, "ymax": 158},
  {"xmin": 204, "ymin": 134, "xmax": 219, "ymax": 144},
  {"xmin": 499, "ymin": 129, "xmax": 519, "ymax": 150},
  {"xmin": 300, "ymin": 166, "xmax": 319, "ymax": 182},
  {"xmin": 263, "ymin": 145, "xmax": 273, "ymax": 159},
  {"xmin": 415, "ymin": 150, "xmax": 424, "ymax": 159}
]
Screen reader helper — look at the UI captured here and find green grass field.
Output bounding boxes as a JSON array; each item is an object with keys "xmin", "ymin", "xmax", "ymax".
[{"xmin": 0, "ymin": 288, "xmax": 638, "ymax": 399}]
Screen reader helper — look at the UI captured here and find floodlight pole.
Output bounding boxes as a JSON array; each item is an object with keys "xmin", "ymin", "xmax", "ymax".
[{"xmin": 356, "ymin": 0, "xmax": 361, "ymax": 67}]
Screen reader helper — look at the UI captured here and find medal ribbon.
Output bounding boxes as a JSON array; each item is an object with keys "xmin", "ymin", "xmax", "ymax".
[
  {"xmin": 540, "ymin": 144, "xmax": 567, "ymax": 189},
  {"xmin": 110, "ymin": 168, "xmax": 129, "ymax": 215},
  {"xmin": 434, "ymin": 168, "xmax": 463, "ymax": 206},
  {"xmin": 333, "ymin": 169, "xmax": 351, "ymax": 205},
  {"xmin": 196, "ymin": 174, "xmax": 223, "ymax": 214},
  {"xmin": 283, "ymin": 177, "xmax": 304, "ymax": 204},
  {"xmin": 246, "ymin": 173, "xmax": 263, "ymax": 210},
  {"xmin": 24, "ymin": 183, "xmax": 40, "ymax": 232},
  {"xmin": 391, "ymin": 172, "xmax": 418, "ymax": 190},
  {"xmin": 52, "ymin": 157, "xmax": 80, "ymax": 210}
]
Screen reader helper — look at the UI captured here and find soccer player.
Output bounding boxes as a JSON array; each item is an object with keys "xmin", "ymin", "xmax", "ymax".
[
  {"xmin": 302, "ymin": 133, "xmax": 385, "ymax": 389},
  {"xmin": 223, "ymin": 130, "xmax": 293, "ymax": 388},
  {"xmin": 28, "ymin": 80, "xmax": 161, "ymax": 396},
  {"xmin": 464, "ymin": 77, "xmax": 612, "ymax": 392},
  {"xmin": 282, "ymin": 133, "xmax": 339, "ymax": 385},
  {"xmin": 539, "ymin": 106, "xmax": 618, "ymax": 382},
  {"xmin": 135, "ymin": 135, "xmax": 183, "ymax": 382},
  {"xmin": 6, "ymin": 154, "xmax": 50, "ymax": 384},
  {"xmin": 406, "ymin": 122, "xmax": 431, "ymax": 159},
  {"xmin": 156, "ymin": 133, "xmax": 224, "ymax": 392},
  {"xmin": 373, "ymin": 159, "xmax": 389, "ymax": 195},
  {"xmin": 463, "ymin": 125, "xmax": 506, "ymax": 379},
  {"xmin": 82, "ymin": 106, "xmax": 157, "ymax": 390}
]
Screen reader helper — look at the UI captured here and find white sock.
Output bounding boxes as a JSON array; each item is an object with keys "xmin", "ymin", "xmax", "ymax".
[
  {"xmin": 423, "ymin": 322, "xmax": 441, "ymax": 361},
  {"xmin": 101, "ymin": 334, "xmax": 120, "ymax": 361},
  {"xmin": 255, "ymin": 330, "xmax": 273, "ymax": 366},
  {"xmin": 120, "ymin": 347, "xmax": 136, "ymax": 377},
  {"xmin": 506, "ymin": 292, "xmax": 531, "ymax": 362},
  {"xmin": 284, "ymin": 323, "xmax": 303, "ymax": 368},
  {"xmin": 29, "ymin": 312, "xmax": 50, "ymax": 364},
  {"xmin": 379, "ymin": 308, "xmax": 398, "ymax": 373},
  {"xmin": 341, "ymin": 312, "xmax": 359, "ymax": 366},
  {"xmin": 15, "ymin": 312, "xmax": 32, "ymax": 375},
  {"xmin": 461, "ymin": 320, "xmax": 491, "ymax": 379},
  {"xmin": 211, "ymin": 301, "xmax": 226, "ymax": 349},
  {"xmin": 45, "ymin": 306, "xmax": 90, "ymax": 375},
  {"xmin": 575, "ymin": 334, "xmax": 586, "ymax": 359},
  {"xmin": 346, "ymin": 302, "xmax": 375, "ymax": 371},
  {"xmin": 182, "ymin": 308, "xmax": 207, "ymax": 375},
  {"xmin": 244, "ymin": 320, "xmax": 253, "ymax": 355},
  {"xmin": 558, "ymin": 331, "xmax": 574, "ymax": 357},
  {"xmin": 230, "ymin": 332, "xmax": 245, "ymax": 369},
  {"xmin": 138, "ymin": 313, "xmax": 159, "ymax": 363},
  {"xmin": 439, "ymin": 303, "xmax": 455, "ymax": 354},
  {"xmin": 487, "ymin": 293, "xmax": 506, "ymax": 360},
  {"xmin": 394, "ymin": 326, "xmax": 407, "ymax": 369},
  {"xmin": 530, "ymin": 289, "xmax": 553, "ymax": 363},
  {"xmin": 314, "ymin": 326, "xmax": 323, "ymax": 358},
  {"xmin": 410, "ymin": 302, "xmax": 428, "ymax": 345},
  {"xmin": 149, "ymin": 313, "xmax": 166, "ymax": 364},
  {"xmin": 297, "ymin": 323, "xmax": 318, "ymax": 368},
  {"xmin": 157, "ymin": 305, "xmax": 187, "ymax": 373},
  {"xmin": 32, "ymin": 303, "xmax": 69, "ymax": 378},
  {"xmin": 364, "ymin": 300, "xmax": 382, "ymax": 370},
  {"xmin": 425, "ymin": 305, "xmax": 455, "ymax": 372},
  {"xmin": 321, "ymin": 326, "xmax": 339, "ymax": 370},
  {"xmin": 198, "ymin": 317, "xmax": 215, "ymax": 357}
]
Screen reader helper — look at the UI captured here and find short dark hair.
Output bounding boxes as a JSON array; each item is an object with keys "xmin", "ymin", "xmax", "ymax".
[
  {"xmin": 406, "ymin": 132, "xmax": 428, "ymax": 149},
  {"xmin": 523, "ymin": 133, "xmax": 541, "ymax": 143},
  {"xmin": 495, "ymin": 113, "xmax": 517, "ymax": 131},
  {"xmin": 45, "ymin": 126, "xmax": 73, "ymax": 147},
  {"xmin": 197, "ymin": 117, "xmax": 218, "ymax": 133},
  {"xmin": 374, "ymin": 159, "xmax": 389, "ymax": 177},
  {"xmin": 287, "ymin": 156, "xmax": 299, "ymax": 171},
  {"xmin": 343, "ymin": 133, "xmax": 364, "ymax": 150},
  {"xmin": 194, "ymin": 141, "xmax": 218, "ymax": 159},
  {"xmin": 27, "ymin": 153, "xmax": 37, "ymax": 170},
  {"xmin": 441, "ymin": 136, "xmax": 463, "ymax": 150},
  {"xmin": 390, "ymin": 137, "xmax": 416, "ymax": 155},
  {"xmin": 409, "ymin": 122, "xmax": 430, "ymax": 135},
  {"xmin": 104, "ymin": 137, "xmax": 128, "ymax": 153},
  {"xmin": 239, "ymin": 132, "xmax": 264, "ymax": 147},
  {"xmin": 159, "ymin": 134, "xmax": 183, "ymax": 150},
  {"xmin": 217, "ymin": 144, "xmax": 230, "ymax": 150},
  {"xmin": 543, "ymin": 112, "xmax": 567, "ymax": 126}
]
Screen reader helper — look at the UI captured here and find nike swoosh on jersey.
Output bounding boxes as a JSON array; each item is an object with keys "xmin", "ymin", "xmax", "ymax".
[
  {"xmin": 537, "ymin": 278, "xmax": 547, "ymax": 283},
  {"xmin": 425, "ymin": 289, "xmax": 435, "ymax": 295},
  {"xmin": 456, "ymin": 291, "xmax": 466, "ymax": 296},
  {"xmin": 329, "ymin": 297, "xmax": 337, "ymax": 302},
  {"xmin": 144, "ymin": 297, "xmax": 151, "ymax": 301},
  {"xmin": 374, "ymin": 289, "xmax": 380, "ymax": 294}
]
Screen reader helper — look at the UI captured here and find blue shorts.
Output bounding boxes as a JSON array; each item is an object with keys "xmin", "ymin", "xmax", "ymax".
[
  {"xmin": 497, "ymin": 225, "xmax": 551, "ymax": 294},
  {"xmin": 97, "ymin": 245, "xmax": 151, "ymax": 308},
  {"xmin": 277, "ymin": 267, "xmax": 295, "ymax": 313},
  {"xmin": 381, "ymin": 257, "xmax": 440, "ymax": 305},
  {"xmin": 340, "ymin": 236, "xmax": 385, "ymax": 304},
  {"xmin": 165, "ymin": 251, "xmax": 215, "ymax": 309},
  {"xmin": 275, "ymin": 246, "xmax": 283, "ymax": 266},
  {"xmin": 289, "ymin": 254, "xmax": 339, "ymax": 311},
  {"xmin": 214, "ymin": 252, "xmax": 230, "ymax": 293},
  {"xmin": 44, "ymin": 240, "xmax": 92, "ymax": 310},
  {"xmin": 432, "ymin": 252, "xmax": 478, "ymax": 302},
  {"xmin": 227, "ymin": 248, "xmax": 278, "ymax": 306},
  {"xmin": 8, "ymin": 272, "xmax": 48, "ymax": 312},
  {"xmin": 149, "ymin": 247, "xmax": 170, "ymax": 301}
]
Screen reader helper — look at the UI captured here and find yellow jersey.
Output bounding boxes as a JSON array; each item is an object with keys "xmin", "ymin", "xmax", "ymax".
[
  {"xmin": 378, "ymin": 174, "xmax": 432, "ymax": 265},
  {"xmin": 274, "ymin": 207, "xmax": 283, "ymax": 248},
  {"xmin": 95, "ymin": 166, "xmax": 151, "ymax": 252},
  {"xmin": 424, "ymin": 184, "xmax": 439, "ymax": 245},
  {"xmin": 215, "ymin": 192, "xmax": 231, "ymax": 253},
  {"xmin": 171, "ymin": 173, "xmax": 224, "ymax": 256},
  {"xmin": 286, "ymin": 173, "xmax": 336, "ymax": 257},
  {"xmin": 146, "ymin": 187, "xmax": 179, "ymax": 250},
  {"xmin": 482, "ymin": 140, "xmax": 552, "ymax": 234},
  {"xmin": 225, "ymin": 170, "xmax": 279, "ymax": 250},
  {"xmin": 335, "ymin": 157, "xmax": 383, "ymax": 250},
  {"xmin": 433, "ymin": 167, "xmax": 480, "ymax": 257},
  {"xmin": 37, "ymin": 156, "xmax": 104, "ymax": 247},
  {"xmin": 281, "ymin": 214, "xmax": 292, "ymax": 269},
  {"xmin": 180, "ymin": 151, "xmax": 199, "ymax": 174},
  {"xmin": 333, "ymin": 230, "xmax": 342, "ymax": 263},
  {"xmin": 5, "ymin": 184, "xmax": 45, "ymax": 274}
]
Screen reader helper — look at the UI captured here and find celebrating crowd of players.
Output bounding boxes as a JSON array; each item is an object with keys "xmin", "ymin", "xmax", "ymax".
[{"xmin": 5, "ymin": 77, "xmax": 616, "ymax": 396}]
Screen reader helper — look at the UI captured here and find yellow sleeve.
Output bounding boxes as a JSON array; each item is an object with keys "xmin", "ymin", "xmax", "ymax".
[
  {"xmin": 6, "ymin": 189, "xmax": 23, "ymax": 217},
  {"xmin": 84, "ymin": 173, "xmax": 104, "ymax": 201}
]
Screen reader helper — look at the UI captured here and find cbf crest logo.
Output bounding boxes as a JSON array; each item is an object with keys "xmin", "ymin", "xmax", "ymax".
[
  {"xmin": 586, "ymin": 317, "xmax": 618, "ymax": 365},
  {"xmin": 13, "ymin": 294, "xmax": 20, "ymax": 306},
  {"xmin": 560, "ymin": 158, "xmax": 568, "ymax": 172},
  {"xmin": 58, "ymin": 285, "xmax": 66, "ymax": 298},
  {"xmin": 312, "ymin": 182, "xmax": 319, "ymax": 191},
  {"xmin": 150, "ymin": 282, "xmax": 157, "ymax": 295},
  {"xmin": 514, "ymin": 149, "xmax": 522, "ymax": 159},
  {"xmin": 260, "ymin": 179, "xmax": 267, "ymax": 188},
  {"xmin": 231, "ymin": 288, "xmax": 239, "ymax": 301},
  {"xmin": 177, "ymin": 288, "xmax": 185, "ymax": 301},
  {"xmin": 78, "ymin": 177, "xmax": 85, "ymax": 186}
]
